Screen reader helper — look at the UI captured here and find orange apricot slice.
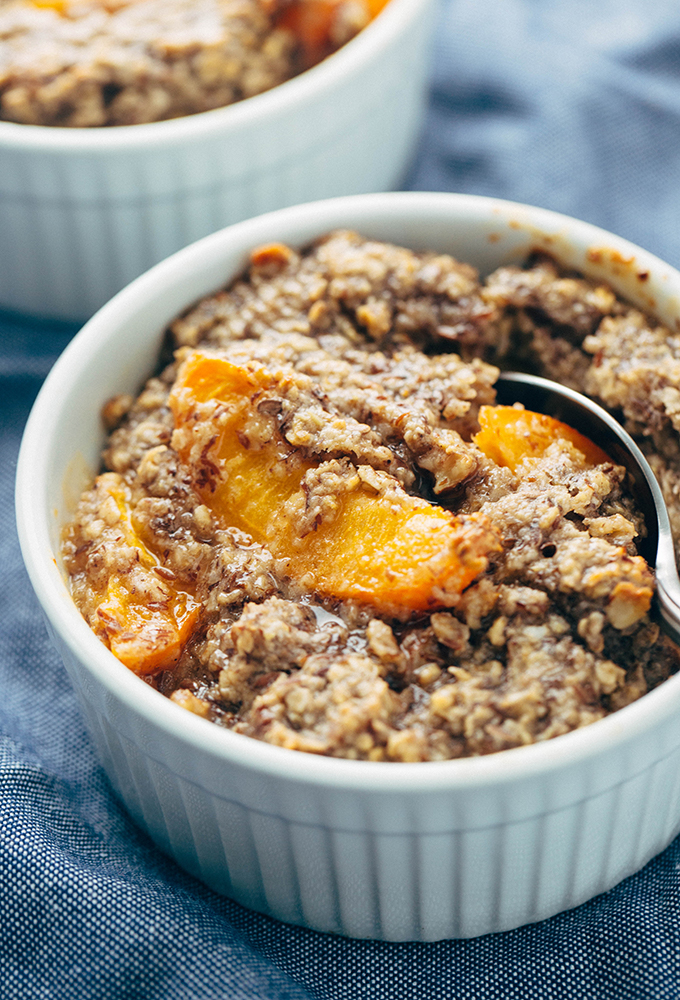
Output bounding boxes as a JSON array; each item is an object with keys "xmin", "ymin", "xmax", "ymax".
[
  {"xmin": 28, "ymin": 0, "xmax": 69, "ymax": 10},
  {"xmin": 169, "ymin": 352, "xmax": 501, "ymax": 613},
  {"xmin": 276, "ymin": 0, "xmax": 388, "ymax": 68},
  {"xmin": 91, "ymin": 474, "xmax": 200, "ymax": 676},
  {"xmin": 473, "ymin": 405, "xmax": 611, "ymax": 472}
]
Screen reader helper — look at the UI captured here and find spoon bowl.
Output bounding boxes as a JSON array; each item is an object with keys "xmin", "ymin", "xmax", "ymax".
[{"xmin": 497, "ymin": 371, "xmax": 680, "ymax": 646}]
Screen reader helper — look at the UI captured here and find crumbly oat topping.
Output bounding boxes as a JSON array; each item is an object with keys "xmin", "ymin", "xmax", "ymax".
[
  {"xmin": 62, "ymin": 230, "xmax": 680, "ymax": 760},
  {"xmin": 0, "ymin": 0, "xmax": 371, "ymax": 126}
]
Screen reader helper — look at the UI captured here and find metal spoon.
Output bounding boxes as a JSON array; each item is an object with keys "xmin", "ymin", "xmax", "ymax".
[{"xmin": 496, "ymin": 371, "xmax": 680, "ymax": 646}]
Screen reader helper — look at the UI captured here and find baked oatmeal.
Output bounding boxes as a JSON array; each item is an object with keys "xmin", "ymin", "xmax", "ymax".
[
  {"xmin": 62, "ymin": 231, "xmax": 680, "ymax": 761},
  {"xmin": 0, "ymin": 0, "xmax": 384, "ymax": 127}
]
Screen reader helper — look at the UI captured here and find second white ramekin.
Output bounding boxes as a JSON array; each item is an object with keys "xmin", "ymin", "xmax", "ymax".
[
  {"xmin": 0, "ymin": 0, "xmax": 435, "ymax": 321},
  {"xmin": 16, "ymin": 192, "xmax": 680, "ymax": 941}
]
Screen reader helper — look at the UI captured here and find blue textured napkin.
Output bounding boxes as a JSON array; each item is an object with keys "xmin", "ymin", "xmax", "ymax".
[{"xmin": 5, "ymin": 1, "xmax": 680, "ymax": 996}]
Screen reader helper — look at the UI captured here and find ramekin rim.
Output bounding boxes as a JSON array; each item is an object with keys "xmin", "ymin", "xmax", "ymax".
[
  {"xmin": 0, "ymin": 0, "xmax": 428, "ymax": 151},
  {"xmin": 16, "ymin": 190, "xmax": 680, "ymax": 793}
]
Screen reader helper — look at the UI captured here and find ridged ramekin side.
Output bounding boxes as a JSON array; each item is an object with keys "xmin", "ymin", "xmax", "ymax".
[{"xmin": 52, "ymin": 626, "xmax": 680, "ymax": 941}]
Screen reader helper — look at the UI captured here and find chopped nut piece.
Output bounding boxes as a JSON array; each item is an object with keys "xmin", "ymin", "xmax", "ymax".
[{"xmin": 170, "ymin": 689, "xmax": 211, "ymax": 718}]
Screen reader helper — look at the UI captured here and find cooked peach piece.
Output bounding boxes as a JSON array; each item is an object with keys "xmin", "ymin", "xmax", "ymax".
[
  {"xmin": 277, "ymin": 0, "xmax": 389, "ymax": 67},
  {"xmin": 473, "ymin": 405, "xmax": 652, "ymax": 627},
  {"xmin": 97, "ymin": 576, "xmax": 199, "ymax": 676},
  {"xmin": 278, "ymin": 1, "xmax": 338, "ymax": 64},
  {"xmin": 91, "ymin": 474, "xmax": 199, "ymax": 676},
  {"xmin": 170, "ymin": 353, "xmax": 501, "ymax": 612},
  {"xmin": 473, "ymin": 405, "xmax": 611, "ymax": 472}
]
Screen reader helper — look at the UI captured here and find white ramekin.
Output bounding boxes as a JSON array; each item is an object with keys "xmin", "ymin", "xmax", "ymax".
[
  {"xmin": 0, "ymin": 0, "xmax": 435, "ymax": 322},
  {"xmin": 16, "ymin": 192, "xmax": 680, "ymax": 941}
]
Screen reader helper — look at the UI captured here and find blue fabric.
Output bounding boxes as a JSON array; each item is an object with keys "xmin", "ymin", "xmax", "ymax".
[{"xmin": 5, "ymin": 0, "xmax": 680, "ymax": 995}]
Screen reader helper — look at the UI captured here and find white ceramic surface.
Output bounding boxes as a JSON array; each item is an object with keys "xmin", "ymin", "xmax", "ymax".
[
  {"xmin": 16, "ymin": 192, "xmax": 680, "ymax": 941},
  {"xmin": 0, "ymin": 0, "xmax": 434, "ymax": 322}
]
